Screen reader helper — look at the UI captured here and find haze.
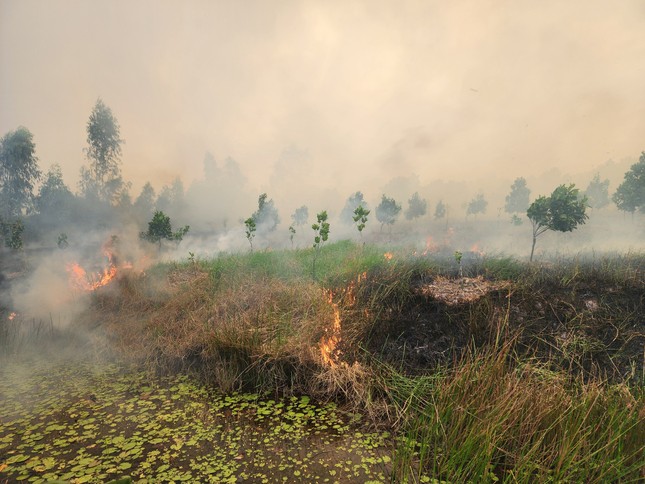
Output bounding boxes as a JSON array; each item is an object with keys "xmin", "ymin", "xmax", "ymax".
[{"xmin": 2, "ymin": 0, "xmax": 645, "ymax": 204}]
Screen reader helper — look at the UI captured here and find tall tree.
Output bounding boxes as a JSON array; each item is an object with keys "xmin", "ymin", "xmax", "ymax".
[
  {"xmin": 505, "ymin": 177, "xmax": 531, "ymax": 214},
  {"xmin": 134, "ymin": 182, "xmax": 156, "ymax": 219},
  {"xmin": 79, "ymin": 99, "xmax": 127, "ymax": 204},
  {"xmin": 35, "ymin": 164, "xmax": 75, "ymax": 225},
  {"xmin": 527, "ymin": 184, "xmax": 588, "ymax": 261},
  {"xmin": 0, "ymin": 126, "xmax": 41, "ymax": 219},
  {"xmin": 584, "ymin": 173, "xmax": 610, "ymax": 210},
  {"xmin": 405, "ymin": 192, "xmax": 427, "ymax": 220},
  {"xmin": 612, "ymin": 152, "xmax": 645, "ymax": 215}
]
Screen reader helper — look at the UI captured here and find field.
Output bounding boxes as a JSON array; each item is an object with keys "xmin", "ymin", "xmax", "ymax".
[{"xmin": 1, "ymin": 241, "xmax": 644, "ymax": 483}]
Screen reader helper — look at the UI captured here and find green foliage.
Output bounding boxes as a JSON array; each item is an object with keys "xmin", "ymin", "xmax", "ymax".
[
  {"xmin": 291, "ymin": 205, "xmax": 308, "ymax": 226},
  {"xmin": 140, "ymin": 210, "xmax": 189, "ymax": 248},
  {"xmin": 352, "ymin": 205, "xmax": 370, "ymax": 237},
  {"xmin": 80, "ymin": 99, "xmax": 128, "ymax": 204},
  {"xmin": 612, "ymin": 152, "xmax": 645, "ymax": 214},
  {"xmin": 375, "ymin": 194, "xmax": 401, "ymax": 230},
  {"xmin": 404, "ymin": 192, "xmax": 427, "ymax": 220},
  {"xmin": 341, "ymin": 192, "xmax": 368, "ymax": 225},
  {"xmin": 510, "ymin": 214, "xmax": 523, "ymax": 226},
  {"xmin": 1, "ymin": 218, "xmax": 24, "ymax": 250},
  {"xmin": 527, "ymin": 184, "xmax": 588, "ymax": 261},
  {"xmin": 252, "ymin": 193, "xmax": 280, "ymax": 232},
  {"xmin": 466, "ymin": 193, "xmax": 487, "ymax": 216},
  {"xmin": 0, "ymin": 126, "xmax": 41, "ymax": 219},
  {"xmin": 244, "ymin": 217, "xmax": 256, "ymax": 250},
  {"xmin": 288, "ymin": 225, "xmax": 296, "ymax": 248},
  {"xmin": 434, "ymin": 200, "xmax": 446, "ymax": 220},
  {"xmin": 36, "ymin": 164, "xmax": 74, "ymax": 216},
  {"xmin": 584, "ymin": 173, "xmax": 610, "ymax": 209},
  {"xmin": 311, "ymin": 210, "xmax": 330, "ymax": 278},
  {"xmin": 504, "ymin": 177, "xmax": 530, "ymax": 214},
  {"xmin": 57, "ymin": 233, "xmax": 69, "ymax": 249}
]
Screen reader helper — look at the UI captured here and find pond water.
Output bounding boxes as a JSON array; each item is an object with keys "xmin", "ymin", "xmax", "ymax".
[{"xmin": 0, "ymin": 358, "xmax": 392, "ymax": 483}]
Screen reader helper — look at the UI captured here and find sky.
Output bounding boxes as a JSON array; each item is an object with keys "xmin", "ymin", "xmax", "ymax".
[{"xmin": 1, "ymin": 0, "xmax": 644, "ymax": 201}]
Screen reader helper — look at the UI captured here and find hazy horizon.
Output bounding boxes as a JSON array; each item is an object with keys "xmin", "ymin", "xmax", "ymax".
[{"xmin": 2, "ymin": 0, "xmax": 644, "ymax": 203}]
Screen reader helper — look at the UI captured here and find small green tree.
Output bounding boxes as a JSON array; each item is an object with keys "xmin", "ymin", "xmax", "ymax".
[
  {"xmin": 405, "ymin": 192, "xmax": 427, "ymax": 220},
  {"xmin": 352, "ymin": 205, "xmax": 370, "ymax": 239},
  {"xmin": 311, "ymin": 210, "xmax": 330, "ymax": 279},
  {"xmin": 340, "ymin": 192, "xmax": 368, "ymax": 225},
  {"xmin": 291, "ymin": 205, "xmax": 308, "ymax": 226},
  {"xmin": 527, "ymin": 184, "xmax": 588, "ymax": 261},
  {"xmin": 244, "ymin": 217, "xmax": 256, "ymax": 250},
  {"xmin": 504, "ymin": 178, "xmax": 531, "ymax": 214},
  {"xmin": 57, "ymin": 233, "xmax": 69, "ymax": 249},
  {"xmin": 140, "ymin": 210, "xmax": 189, "ymax": 249},
  {"xmin": 467, "ymin": 193, "xmax": 487, "ymax": 217},
  {"xmin": 252, "ymin": 193, "xmax": 280, "ymax": 232},
  {"xmin": 585, "ymin": 173, "xmax": 610, "ymax": 210},
  {"xmin": 375, "ymin": 194, "xmax": 401, "ymax": 232},
  {"xmin": 288, "ymin": 225, "xmax": 296, "ymax": 248}
]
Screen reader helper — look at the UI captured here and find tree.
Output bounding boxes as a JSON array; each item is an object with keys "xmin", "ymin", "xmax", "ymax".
[
  {"xmin": 505, "ymin": 177, "xmax": 530, "ymax": 214},
  {"xmin": 612, "ymin": 152, "xmax": 645, "ymax": 214},
  {"xmin": 375, "ymin": 195, "xmax": 401, "ymax": 232},
  {"xmin": 244, "ymin": 217, "xmax": 256, "ymax": 251},
  {"xmin": 405, "ymin": 192, "xmax": 427, "ymax": 220},
  {"xmin": 527, "ymin": 184, "xmax": 588, "ymax": 261},
  {"xmin": 252, "ymin": 193, "xmax": 280, "ymax": 232},
  {"xmin": 134, "ymin": 182, "xmax": 156, "ymax": 220},
  {"xmin": 584, "ymin": 174, "xmax": 610, "ymax": 210},
  {"xmin": 156, "ymin": 178, "xmax": 185, "ymax": 218},
  {"xmin": 353, "ymin": 205, "xmax": 370, "ymax": 239},
  {"xmin": 340, "ymin": 192, "xmax": 368, "ymax": 225},
  {"xmin": 311, "ymin": 210, "xmax": 330, "ymax": 279},
  {"xmin": 291, "ymin": 205, "xmax": 308, "ymax": 227},
  {"xmin": 434, "ymin": 200, "xmax": 446, "ymax": 220},
  {"xmin": 79, "ymin": 99, "xmax": 128, "ymax": 204},
  {"xmin": 1, "ymin": 219, "xmax": 24, "ymax": 250},
  {"xmin": 467, "ymin": 193, "xmax": 488, "ymax": 217},
  {"xmin": 140, "ymin": 210, "xmax": 189, "ymax": 249},
  {"xmin": 0, "ymin": 126, "xmax": 41, "ymax": 219},
  {"xmin": 36, "ymin": 164, "xmax": 74, "ymax": 217}
]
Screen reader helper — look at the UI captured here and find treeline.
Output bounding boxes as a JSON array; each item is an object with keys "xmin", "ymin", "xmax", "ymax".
[{"xmin": 1, "ymin": 98, "xmax": 644, "ymax": 252}]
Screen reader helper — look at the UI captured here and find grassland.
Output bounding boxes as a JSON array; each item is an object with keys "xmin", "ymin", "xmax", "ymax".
[{"xmin": 2, "ymin": 241, "xmax": 644, "ymax": 482}]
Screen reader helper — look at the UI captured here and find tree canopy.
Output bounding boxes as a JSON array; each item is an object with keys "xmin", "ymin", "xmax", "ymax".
[
  {"xmin": 340, "ymin": 192, "xmax": 368, "ymax": 225},
  {"xmin": 505, "ymin": 177, "xmax": 530, "ymax": 214},
  {"xmin": 467, "ymin": 193, "xmax": 487, "ymax": 216},
  {"xmin": 80, "ymin": 99, "xmax": 128, "ymax": 204},
  {"xmin": 405, "ymin": 192, "xmax": 427, "ymax": 220},
  {"xmin": 584, "ymin": 174, "xmax": 610, "ymax": 209},
  {"xmin": 252, "ymin": 193, "xmax": 280, "ymax": 232},
  {"xmin": 527, "ymin": 184, "xmax": 588, "ymax": 261},
  {"xmin": 375, "ymin": 194, "xmax": 401, "ymax": 230},
  {"xmin": 0, "ymin": 126, "xmax": 41, "ymax": 219},
  {"xmin": 612, "ymin": 152, "xmax": 645, "ymax": 214}
]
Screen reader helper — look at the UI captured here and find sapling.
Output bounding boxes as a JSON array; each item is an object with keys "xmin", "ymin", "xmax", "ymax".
[
  {"xmin": 244, "ymin": 217, "xmax": 256, "ymax": 251},
  {"xmin": 311, "ymin": 210, "xmax": 330, "ymax": 279},
  {"xmin": 352, "ymin": 205, "xmax": 370, "ymax": 240},
  {"xmin": 454, "ymin": 250, "xmax": 463, "ymax": 278},
  {"xmin": 288, "ymin": 225, "xmax": 296, "ymax": 248}
]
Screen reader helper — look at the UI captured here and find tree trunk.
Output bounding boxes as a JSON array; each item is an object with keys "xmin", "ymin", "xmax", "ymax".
[{"xmin": 530, "ymin": 234, "xmax": 537, "ymax": 262}]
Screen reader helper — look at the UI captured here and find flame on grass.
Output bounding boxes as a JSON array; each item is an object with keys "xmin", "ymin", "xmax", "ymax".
[
  {"xmin": 8, "ymin": 312, "xmax": 17, "ymax": 320},
  {"xmin": 66, "ymin": 246, "xmax": 125, "ymax": 291},
  {"xmin": 384, "ymin": 252, "xmax": 393, "ymax": 261},
  {"xmin": 319, "ymin": 271, "xmax": 367, "ymax": 367}
]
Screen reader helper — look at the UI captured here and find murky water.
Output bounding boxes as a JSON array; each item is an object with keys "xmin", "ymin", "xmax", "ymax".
[{"xmin": 0, "ymin": 358, "xmax": 392, "ymax": 483}]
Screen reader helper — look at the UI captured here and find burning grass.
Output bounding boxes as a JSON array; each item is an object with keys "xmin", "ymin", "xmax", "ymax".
[{"xmin": 7, "ymin": 242, "xmax": 643, "ymax": 481}]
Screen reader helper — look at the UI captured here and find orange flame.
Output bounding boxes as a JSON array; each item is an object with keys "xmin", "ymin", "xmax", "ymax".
[
  {"xmin": 66, "ymin": 247, "xmax": 120, "ymax": 291},
  {"xmin": 470, "ymin": 243, "xmax": 485, "ymax": 256},
  {"xmin": 320, "ymin": 290, "xmax": 342, "ymax": 366},
  {"xmin": 384, "ymin": 252, "xmax": 393, "ymax": 260},
  {"xmin": 319, "ymin": 272, "xmax": 366, "ymax": 366},
  {"xmin": 8, "ymin": 312, "xmax": 16, "ymax": 321}
]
